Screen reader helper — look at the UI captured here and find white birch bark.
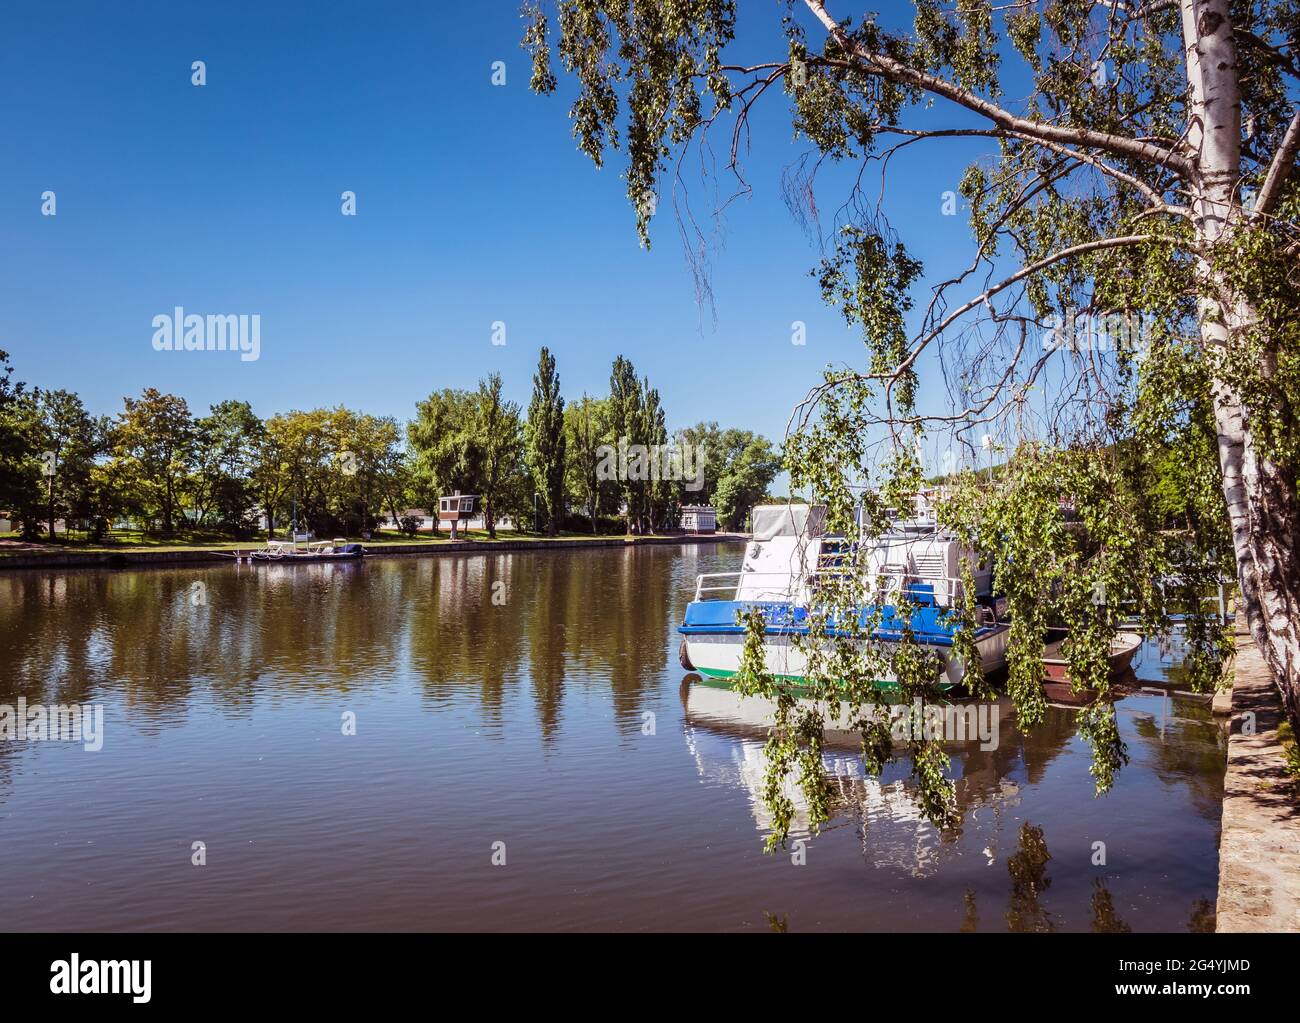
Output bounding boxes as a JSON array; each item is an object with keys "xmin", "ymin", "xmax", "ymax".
[{"xmin": 1184, "ymin": 0, "xmax": 1300, "ymax": 715}]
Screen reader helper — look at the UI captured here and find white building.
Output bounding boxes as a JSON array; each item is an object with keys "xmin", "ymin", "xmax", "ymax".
[{"xmin": 681, "ymin": 505, "xmax": 717, "ymax": 534}]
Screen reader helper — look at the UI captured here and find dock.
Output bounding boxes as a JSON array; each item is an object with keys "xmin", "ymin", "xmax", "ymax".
[{"xmin": 1215, "ymin": 626, "xmax": 1300, "ymax": 932}]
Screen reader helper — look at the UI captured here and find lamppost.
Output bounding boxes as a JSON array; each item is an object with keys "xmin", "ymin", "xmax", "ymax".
[
  {"xmin": 981, "ymin": 434, "xmax": 994, "ymax": 484},
  {"xmin": 533, "ymin": 492, "xmax": 540, "ymax": 533}
]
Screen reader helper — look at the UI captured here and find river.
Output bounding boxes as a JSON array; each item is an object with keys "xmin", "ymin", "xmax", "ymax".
[{"xmin": 0, "ymin": 543, "xmax": 1226, "ymax": 931}]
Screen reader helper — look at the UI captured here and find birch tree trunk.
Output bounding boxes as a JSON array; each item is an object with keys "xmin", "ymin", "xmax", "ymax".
[
  {"xmin": 1187, "ymin": 0, "xmax": 1300, "ymax": 717},
  {"xmin": 1213, "ymin": 391, "xmax": 1300, "ymax": 718}
]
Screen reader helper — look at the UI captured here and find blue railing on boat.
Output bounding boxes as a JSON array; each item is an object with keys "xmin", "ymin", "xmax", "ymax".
[{"xmin": 678, "ymin": 597, "xmax": 994, "ymax": 645}]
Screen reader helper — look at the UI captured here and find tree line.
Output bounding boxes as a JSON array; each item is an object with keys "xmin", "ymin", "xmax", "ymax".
[{"xmin": 0, "ymin": 347, "xmax": 779, "ymax": 541}]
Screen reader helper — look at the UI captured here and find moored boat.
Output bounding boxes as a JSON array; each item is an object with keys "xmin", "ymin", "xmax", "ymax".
[
  {"xmin": 244, "ymin": 537, "xmax": 365, "ymax": 563},
  {"xmin": 1040, "ymin": 630, "xmax": 1143, "ymax": 701},
  {"xmin": 677, "ymin": 503, "xmax": 1008, "ymax": 690}
]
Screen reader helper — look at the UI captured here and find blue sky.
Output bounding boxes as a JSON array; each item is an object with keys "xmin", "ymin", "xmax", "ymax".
[{"xmin": 0, "ymin": 0, "xmax": 995, "ymax": 457}]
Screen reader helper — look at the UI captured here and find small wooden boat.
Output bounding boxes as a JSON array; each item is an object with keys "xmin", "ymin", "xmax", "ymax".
[{"xmin": 1040, "ymin": 631, "xmax": 1143, "ymax": 701}]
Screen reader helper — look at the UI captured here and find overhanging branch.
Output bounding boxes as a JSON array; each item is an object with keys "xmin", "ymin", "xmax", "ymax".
[
  {"xmin": 803, "ymin": 0, "xmax": 1196, "ymax": 178},
  {"xmin": 886, "ymin": 234, "xmax": 1158, "ymax": 381},
  {"xmin": 1255, "ymin": 109, "xmax": 1300, "ymax": 217}
]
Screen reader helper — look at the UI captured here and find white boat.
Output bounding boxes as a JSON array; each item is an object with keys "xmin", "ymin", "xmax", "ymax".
[
  {"xmin": 677, "ymin": 503, "xmax": 1008, "ymax": 691},
  {"xmin": 246, "ymin": 535, "xmax": 365, "ymax": 563}
]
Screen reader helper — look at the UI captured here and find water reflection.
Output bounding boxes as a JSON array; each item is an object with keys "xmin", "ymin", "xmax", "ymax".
[
  {"xmin": 1005, "ymin": 822, "xmax": 1054, "ymax": 933},
  {"xmin": 0, "ymin": 547, "xmax": 677, "ymax": 741},
  {"xmin": 682, "ymin": 682, "xmax": 1048, "ymax": 877},
  {"xmin": 0, "ymin": 548, "xmax": 1228, "ymax": 931},
  {"xmin": 680, "ymin": 642, "xmax": 1227, "ymax": 930}
]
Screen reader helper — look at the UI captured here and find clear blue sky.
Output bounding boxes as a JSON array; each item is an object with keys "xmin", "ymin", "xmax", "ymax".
[{"xmin": 0, "ymin": 0, "xmax": 994, "ymax": 458}]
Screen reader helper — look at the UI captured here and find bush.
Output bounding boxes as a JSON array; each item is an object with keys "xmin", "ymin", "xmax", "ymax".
[
  {"xmin": 558, "ymin": 512, "xmax": 625, "ymax": 535},
  {"xmin": 216, "ymin": 513, "xmax": 261, "ymax": 540}
]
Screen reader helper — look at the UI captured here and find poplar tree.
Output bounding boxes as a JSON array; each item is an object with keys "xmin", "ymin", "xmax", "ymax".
[
  {"xmin": 608, "ymin": 355, "xmax": 645, "ymax": 532},
  {"xmin": 526, "ymin": 346, "xmax": 567, "ymax": 535}
]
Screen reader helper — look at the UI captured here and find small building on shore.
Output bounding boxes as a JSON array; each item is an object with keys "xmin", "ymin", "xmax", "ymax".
[
  {"xmin": 389, "ymin": 492, "xmax": 525, "ymax": 535},
  {"xmin": 680, "ymin": 505, "xmax": 717, "ymax": 534},
  {"xmin": 437, "ymin": 491, "xmax": 477, "ymax": 531}
]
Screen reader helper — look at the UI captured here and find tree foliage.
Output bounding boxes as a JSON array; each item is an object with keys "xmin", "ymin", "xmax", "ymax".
[
  {"xmin": 526, "ymin": 0, "xmax": 1300, "ymax": 845},
  {"xmin": 474, "ymin": 373, "xmax": 527, "ymax": 539},
  {"xmin": 0, "ymin": 340, "xmax": 781, "ymax": 549},
  {"xmin": 526, "ymin": 346, "xmax": 567, "ymax": 534},
  {"xmin": 108, "ymin": 388, "xmax": 196, "ymax": 535},
  {"xmin": 564, "ymin": 393, "xmax": 616, "ymax": 529},
  {"xmin": 676, "ymin": 422, "xmax": 781, "ymax": 527},
  {"xmin": 0, "ymin": 350, "xmax": 43, "ymax": 537}
]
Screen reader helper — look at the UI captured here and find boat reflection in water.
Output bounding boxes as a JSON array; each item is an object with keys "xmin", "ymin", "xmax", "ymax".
[
  {"xmin": 681, "ymin": 677, "xmax": 1030, "ymax": 877},
  {"xmin": 680, "ymin": 665, "xmax": 1224, "ymax": 933}
]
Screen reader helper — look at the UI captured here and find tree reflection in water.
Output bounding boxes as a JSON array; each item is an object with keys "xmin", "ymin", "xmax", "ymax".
[{"xmin": 0, "ymin": 546, "xmax": 1228, "ymax": 931}]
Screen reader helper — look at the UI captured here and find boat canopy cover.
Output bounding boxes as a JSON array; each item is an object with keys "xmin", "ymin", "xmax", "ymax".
[{"xmin": 750, "ymin": 504, "xmax": 826, "ymax": 541}]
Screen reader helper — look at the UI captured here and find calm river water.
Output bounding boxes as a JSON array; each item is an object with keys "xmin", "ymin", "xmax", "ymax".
[{"xmin": 0, "ymin": 543, "xmax": 1226, "ymax": 931}]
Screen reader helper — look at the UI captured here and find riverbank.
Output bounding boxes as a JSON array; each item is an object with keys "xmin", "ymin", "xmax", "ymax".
[
  {"xmin": 0, "ymin": 531, "xmax": 749, "ymax": 570},
  {"xmin": 1215, "ymin": 625, "xmax": 1300, "ymax": 932}
]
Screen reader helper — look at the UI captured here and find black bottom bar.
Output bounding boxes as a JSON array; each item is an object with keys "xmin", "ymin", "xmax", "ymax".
[{"xmin": 1, "ymin": 931, "xmax": 1290, "ymax": 1010}]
